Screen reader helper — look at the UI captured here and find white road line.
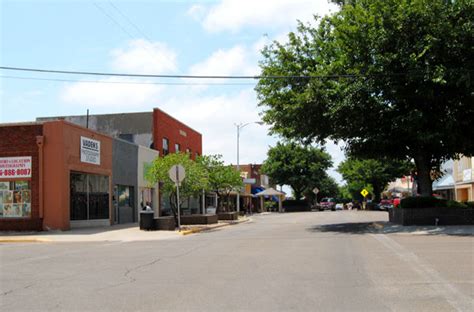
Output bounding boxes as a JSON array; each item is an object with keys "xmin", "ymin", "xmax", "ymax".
[{"xmin": 371, "ymin": 233, "xmax": 473, "ymax": 312}]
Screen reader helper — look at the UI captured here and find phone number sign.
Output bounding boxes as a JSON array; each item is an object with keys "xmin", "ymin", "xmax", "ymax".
[{"xmin": 0, "ymin": 157, "xmax": 32, "ymax": 178}]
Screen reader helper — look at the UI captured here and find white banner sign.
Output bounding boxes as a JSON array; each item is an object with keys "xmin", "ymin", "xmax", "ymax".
[
  {"xmin": 463, "ymin": 169, "xmax": 472, "ymax": 182},
  {"xmin": 0, "ymin": 157, "xmax": 32, "ymax": 178},
  {"xmin": 81, "ymin": 136, "xmax": 101, "ymax": 165}
]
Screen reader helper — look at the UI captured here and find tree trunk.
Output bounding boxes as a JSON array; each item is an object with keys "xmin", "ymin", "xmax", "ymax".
[
  {"xmin": 215, "ymin": 191, "xmax": 221, "ymax": 214},
  {"xmin": 169, "ymin": 193, "xmax": 178, "ymax": 226},
  {"xmin": 372, "ymin": 183, "xmax": 382, "ymax": 202},
  {"xmin": 414, "ymin": 155, "xmax": 433, "ymax": 197},
  {"xmin": 292, "ymin": 187, "xmax": 303, "ymax": 200}
]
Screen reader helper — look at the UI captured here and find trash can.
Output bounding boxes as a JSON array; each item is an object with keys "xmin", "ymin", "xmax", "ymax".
[{"xmin": 140, "ymin": 211, "xmax": 155, "ymax": 231}]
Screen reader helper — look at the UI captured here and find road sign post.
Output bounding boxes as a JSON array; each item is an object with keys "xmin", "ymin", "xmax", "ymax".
[
  {"xmin": 360, "ymin": 189, "xmax": 369, "ymax": 210},
  {"xmin": 169, "ymin": 164, "xmax": 186, "ymax": 231}
]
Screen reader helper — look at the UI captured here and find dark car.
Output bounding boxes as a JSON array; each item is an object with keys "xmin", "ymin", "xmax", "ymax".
[{"xmin": 319, "ymin": 198, "xmax": 337, "ymax": 211}]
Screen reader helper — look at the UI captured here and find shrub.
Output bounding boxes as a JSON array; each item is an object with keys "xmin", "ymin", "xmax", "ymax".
[
  {"xmin": 400, "ymin": 196, "xmax": 446, "ymax": 209},
  {"xmin": 465, "ymin": 202, "xmax": 474, "ymax": 209},
  {"xmin": 283, "ymin": 200, "xmax": 310, "ymax": 212},
  {"xmin": 447, "ymin": 200, "xmax": 468, "ymax": 209}
]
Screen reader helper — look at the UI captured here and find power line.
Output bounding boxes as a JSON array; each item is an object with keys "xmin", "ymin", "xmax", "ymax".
[
  {"xmin": 94, "ymin": 1, "xmax": 181, "ymax": 75},
  {"xmin": 1, "ymin": 66, "xmax": 471, "ymax": 80},
  {"xmin": 0, "ymin": 66, "xmax": 358, "ymax": 79},
  {"xmin": 93, "ymin": 2, "xmax": 136, "ymax": 40},
  {"xmin": 107, "ymin": 1, "xmax": 153, "ymax": 43},
  {"xmin": 0, "ymin": 75, "xmax": 256, "ymax": 86}
]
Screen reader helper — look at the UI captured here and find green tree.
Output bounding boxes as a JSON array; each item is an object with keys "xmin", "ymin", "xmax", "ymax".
[
  {"xmin": 146, "ymin": 153, "xmax": 209, "ymax": 222},
  {"xmin": 261, "ymin": 142, "xmax": 332, "ymax": 200},
  {"xmin": 338, "ymin": 184, "xmax": 353, "ymax": 201},
  {"xmin": 256, "ymin": 0, "xmax": 474, "ymax": 197},
  {"xmin": 196, "ymin": 155, "xmax": 243, "ymax": 213},
  {"xmin": 337, "ymin": 158, "xmax": 411, "ymax": 202},
  {"xmin": 304, "ymin": 174, "xmax": 340, "ymax": 204}
]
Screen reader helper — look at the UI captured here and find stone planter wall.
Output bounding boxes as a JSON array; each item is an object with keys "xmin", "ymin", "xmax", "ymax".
[
  {"xmin": 180, "ymin": 214, "xmax": 218, "ymax": 225},
  {"xmin": 390, "ymin": 207, "xmax": 474, "ymax": 226},
  {"xmin": 218, "ymin": 212, "xmax": 239, "ymax": 220},
  {"xmin": 155, "ymin": 216, "xmax": 176, "ymax": 231}
]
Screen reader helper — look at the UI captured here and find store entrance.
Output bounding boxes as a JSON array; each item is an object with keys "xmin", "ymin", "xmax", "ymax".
[{"xmin": 70, "ymin": 172, "xmax": 109, "ymax": 224}]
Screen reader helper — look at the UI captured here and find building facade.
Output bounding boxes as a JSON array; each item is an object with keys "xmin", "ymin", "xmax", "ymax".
[
  {"xmin": 38, "ymin": 109, "xmax": 203, "ymax": 159},
  {"xmin": 38, "ymin": 112, "xmax": 154, "ymax": 148},
  {"xmin": 0, "ymin": 121, "xmax": 113, "ymax": 231},
  {"xmin": 453, "ymin": 156, "xmax": 474, "ymax": 202},
  {"xmin": 152, "ymin": 108, "xmax": 202, "ymax": 159}
]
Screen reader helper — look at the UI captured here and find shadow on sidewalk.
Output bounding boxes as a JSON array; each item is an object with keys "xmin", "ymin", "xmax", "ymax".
[
  {"xmin": 307, "ymin": 222, "xmax": 474, "ymax": 236},
  {"xmin": 1, "ymin": 223, "xmax": 139, "ymax": 237}
]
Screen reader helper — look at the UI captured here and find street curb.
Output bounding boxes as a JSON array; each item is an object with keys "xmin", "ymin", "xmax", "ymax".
[
  {"xmin": 0, "ymin": 238, "xmax": 52, "ymax": 243},
  {"xmin": 179, "ymin": 218, "xmax": 250, "ymax": 236}
]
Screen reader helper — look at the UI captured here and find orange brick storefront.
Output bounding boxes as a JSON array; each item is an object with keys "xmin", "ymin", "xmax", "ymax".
[{"xmin": 0, "ymin": 121, "xmax": 112, "ymax": 231}]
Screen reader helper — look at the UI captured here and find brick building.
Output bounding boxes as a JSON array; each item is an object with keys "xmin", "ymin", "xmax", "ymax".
[
  {"xmin": 37, "ymin": 109, "xmax": 203, "ymax": 158},
  {"xmin": 152, "ymin": 108, "xmax": 202, "ymax": 159},
  {"xmin": 0, "ymin": 123, "xmax": 43, "ymax": 231},
  {"xmin": 0, "ymin": 121, "xmax": 113, "ymax": 231}
]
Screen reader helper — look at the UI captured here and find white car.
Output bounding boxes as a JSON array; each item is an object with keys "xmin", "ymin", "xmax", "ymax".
[{"xmin": 335, "ymin": 203, "xmax": 344, "ymax": 210}]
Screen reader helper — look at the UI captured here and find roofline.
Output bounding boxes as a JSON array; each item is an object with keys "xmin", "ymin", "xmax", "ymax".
[
  {"xmin": 36, "ymin": 111, "xmax": 152, "ymax": 120},
  {"xmin": 153, "ymin": 107, "xmax": 202, "ymax": 136},
  {"xmin": 0, "ymin": 121, "xmax": 44, "ymax": 127}
]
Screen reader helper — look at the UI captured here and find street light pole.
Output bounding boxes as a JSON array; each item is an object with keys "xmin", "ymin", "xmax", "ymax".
[{"xmin": 235, "ymin": 121, "xmax": 263, "ymax": 214}]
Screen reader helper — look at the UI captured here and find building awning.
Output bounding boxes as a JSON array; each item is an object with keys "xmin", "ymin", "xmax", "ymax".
[
  {"xmin": 255, "ymin": 187, "xmax": 285, "ymax": 197},
  {"xmin": 251, "ymin": 186, "xmax": 265, "ymax": 195},
  {"xmin": 433, "ymin": 174, "xmax": 455, "ymax": 191}
]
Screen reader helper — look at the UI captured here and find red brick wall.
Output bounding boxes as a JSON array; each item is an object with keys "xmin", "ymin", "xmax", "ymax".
[
  {"xmin": 152, "ymin": 108, "xmax": 202, "ymax": 159},
  {"xmin": 0, "ymin": 124, "xmax": 43, "ymax": 231}
]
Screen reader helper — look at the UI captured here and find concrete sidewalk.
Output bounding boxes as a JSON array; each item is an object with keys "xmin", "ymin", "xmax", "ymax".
[
  {"xmin": 373, "ymin": 222, "xmax": 474, "ymax": 236},
  {"xmin": 0, "ymin": 218, "xmax": 250, "ymax": 243}
]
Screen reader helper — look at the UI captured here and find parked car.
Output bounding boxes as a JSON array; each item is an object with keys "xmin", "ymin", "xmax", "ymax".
[
  {"xmin": 393, "ymin": 197, "xmax": 401, "ymax": 208},
  {"xmin": 319, "ymin": 198, "xmax": 337, "ymax": 211},
  {"xmin": 379, "ymin": 199, "xmax": 394, "ymax": 210},
  {"xmin": 335, "ymin": 203, "xmax": 344, "ymax": 210}
]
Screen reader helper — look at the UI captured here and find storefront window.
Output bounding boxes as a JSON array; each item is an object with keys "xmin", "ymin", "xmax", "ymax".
[
  {"xmin": 0, "ymin": 181, "xmax": 31, "ymax": 218},
  {"xmin": 118, "ymin": 185, "xmax": 134, "ymax": 207},
  {"xmin": 70, "ymin": 173, "xmax": 109, "ymax": 220}
]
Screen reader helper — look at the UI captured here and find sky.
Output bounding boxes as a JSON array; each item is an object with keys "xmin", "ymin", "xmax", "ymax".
[{"xmin": 0, "ymin": 0, "xmax": 345, "ymax": 187}]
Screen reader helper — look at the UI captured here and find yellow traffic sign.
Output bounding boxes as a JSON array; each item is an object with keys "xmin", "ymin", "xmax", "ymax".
[{"xmin": 360, "ymin": 189, "xmax": 369, "ymax": 197}]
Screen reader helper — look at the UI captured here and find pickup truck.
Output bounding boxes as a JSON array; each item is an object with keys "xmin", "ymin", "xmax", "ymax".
[{"xmin": 319, "ymin": 198, "xmax": 337, "ymax": 211}]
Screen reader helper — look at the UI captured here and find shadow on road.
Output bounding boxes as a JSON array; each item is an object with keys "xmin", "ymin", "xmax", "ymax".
[{"xmin": 308, "ymin": 222, "xmax": 474, "ymax": 236}]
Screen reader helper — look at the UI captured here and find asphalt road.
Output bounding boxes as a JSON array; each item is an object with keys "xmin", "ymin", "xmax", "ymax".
[{"xmin": 1, "ymin": 211, "xmax": 473, "ymax": 311}]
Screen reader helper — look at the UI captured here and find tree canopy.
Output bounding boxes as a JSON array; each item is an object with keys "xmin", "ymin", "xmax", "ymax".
[
  {"xmin": 196, "ymin": 155, "xmax": 243, "ymax": 212},
  {"xmin": 261, "ymin": 142, "xmax": 333, "ymax": 199},
  {"xmin": 256, "ymin": 0, "xmax": 474, "ymax": 196},
  {"xmin": 146, "ymin": 153, "xmax": 209, "ymax": 220},
  {"xmin": 337, "ymin": 157, "xmax": 412, "ymax": 202}
]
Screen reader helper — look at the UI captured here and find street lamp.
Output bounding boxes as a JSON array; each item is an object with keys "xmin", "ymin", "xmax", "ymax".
[{"xmin": 235, "ymin": 121, "xmax": 264, "ymax": 213}]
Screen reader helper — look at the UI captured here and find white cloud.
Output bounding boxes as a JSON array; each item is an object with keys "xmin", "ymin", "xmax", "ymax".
[
  {"xmin": 199, "ymin": 0, "xmax": 337, "ymax": 33},
  {"xmin": 189, "ymin": 45, "xmax": 257, "ymax": 77},
  {"xmin": 155, "ymin": 88, "xmax": 274, "ymax": 165},
  {"xmin": 186, "ymin": 4, "xmax": 206, "ymax": 21},
  {"xmin": 110, "ymin": 39, "xmax": 177, "ymax": 74},
  {"xmin": 60, "ymin": 78, "xmax": 163, "ymax": 110}
]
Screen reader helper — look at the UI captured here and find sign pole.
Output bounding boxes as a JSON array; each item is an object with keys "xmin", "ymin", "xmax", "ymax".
[{"xmin": 176, "ymin": 166, "xmax": 181, "ymax": 231}]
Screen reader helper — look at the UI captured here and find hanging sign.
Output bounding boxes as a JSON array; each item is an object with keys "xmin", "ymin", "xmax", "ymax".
[
  {"xmin": 0, "ymin": 157, "xmax": 32, "ymax": 178},
  {"xmin": 81, "ymin": 136, "xmax": 101, "ymax": 165}
]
